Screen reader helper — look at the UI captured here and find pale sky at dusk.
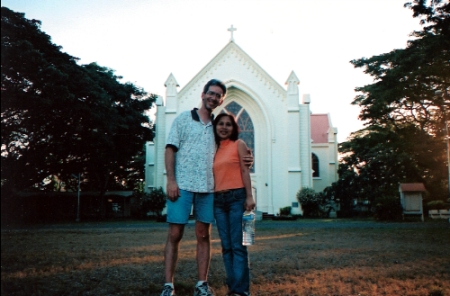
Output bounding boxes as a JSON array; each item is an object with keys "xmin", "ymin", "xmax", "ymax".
[{"xmin": 2, "ymin": 0, "xmax": 423, "ymax": 142}]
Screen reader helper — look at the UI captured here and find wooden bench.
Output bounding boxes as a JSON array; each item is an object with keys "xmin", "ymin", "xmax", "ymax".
[
  {"xmin": 429, "ymin": 209, "xmax": 440, "ymax": 219},
  {"xmin": 439, "ymin": 209, "xmax": 449, "ymax": 219}
]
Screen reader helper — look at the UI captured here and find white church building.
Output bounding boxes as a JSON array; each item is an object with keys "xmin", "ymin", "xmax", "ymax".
[{"xmin": 145, "ymin": 28, "xmax": 338, "ymax": 216}]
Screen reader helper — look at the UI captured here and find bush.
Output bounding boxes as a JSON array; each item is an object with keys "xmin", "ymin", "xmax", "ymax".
[
  {"xmin": 373, "ymin": 196, "xmax": 403, "ymax": 221},
  {"xmin": 133, "ymin": 187, "xmax": 167, "ymax": 218},
  {"xmin": 279, "ymin": 206, "xmax": 291, "ymax": 216},
  {"xmin": 427, "ymin": 200, "xmax": 448, "ymax": 210},
  {"xmin": 296, "ymin": 187, "xmax": 322, "ymax": 217}
]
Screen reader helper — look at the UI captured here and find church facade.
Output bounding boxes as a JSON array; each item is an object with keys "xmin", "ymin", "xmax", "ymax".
[{"xmin": 145, "ymin": 36, "xmax": 338, "ymax": 215}]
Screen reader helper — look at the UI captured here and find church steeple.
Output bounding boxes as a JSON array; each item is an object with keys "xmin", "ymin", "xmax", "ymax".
[
  {"xmin": 286, "ymin": 71, "xmax": 300, "ymax": 109},
  {"xmin": 165, "ymin": 73, "xmax": 179, "ymax": 112}
]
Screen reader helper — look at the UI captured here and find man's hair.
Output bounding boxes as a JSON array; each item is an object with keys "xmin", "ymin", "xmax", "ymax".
[
  {"xmin": 203, "ymin": 79, "xmax": 227, "ymax": 96},
  {"xmin": 213, "ymin": 113, "xmax": 240, "ymax": 147}
]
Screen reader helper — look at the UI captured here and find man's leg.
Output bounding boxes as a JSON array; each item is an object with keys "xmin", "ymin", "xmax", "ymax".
[
  {"xmin": 195, "ymin": 221, "xmax": 211, "ymax": 281},
  {"xmin": 164, "ymin": 223, "xmax": 185, "ymax": 283},
  {"xmin": 192, "ymin": 192, "xmax": 215, "ymax": 296},
  {"xmin": 164, "ymin": 189, "xmax": 194, "ymax": 283}
]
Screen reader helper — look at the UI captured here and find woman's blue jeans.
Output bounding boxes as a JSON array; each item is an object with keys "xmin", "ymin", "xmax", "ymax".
[{"xmin": 214, "ymin": 188, "xmax": 250, "ymax": 295}]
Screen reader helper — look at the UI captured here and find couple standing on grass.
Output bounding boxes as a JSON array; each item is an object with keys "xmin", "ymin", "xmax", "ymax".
[{"xmin": 160, "ymin": 79, "xmax": 256, "ymax": 296}]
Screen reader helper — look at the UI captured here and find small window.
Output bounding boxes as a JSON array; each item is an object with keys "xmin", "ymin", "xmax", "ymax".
[{"xmin": 312, "ymin": 153, "xmax": 319, "ymax": 177}]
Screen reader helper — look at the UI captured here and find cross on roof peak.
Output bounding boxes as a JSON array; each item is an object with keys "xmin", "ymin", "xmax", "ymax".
[{"xmin": 228, "ymin": 25, "xmax": 237, "ymax": 42}]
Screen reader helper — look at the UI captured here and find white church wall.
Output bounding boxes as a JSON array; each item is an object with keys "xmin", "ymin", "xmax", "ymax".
[
  {"xmin": 312, "ymin": 144, "xmax": 332, "ymax": 192},
  {"xmin": 154, "ymin": 106, "xmax": 168, "ymax": 191},
  {"xmin": 181, "ymin": 46, "xmax": 292, "ymax": 216},
  {"xmin": 145, "ymin": 40, "xmax": 338, "ymax": 216},
  {"xmin": 328, "ymin": 128, "xmax": 339, "ymax": 184},
  {"xmin": 284, "ymin": 71, "xmax": 304, "ymax": 215},
  {"xmin": 299, "ymin": 102, "xmax": 313, "ymax": 189},
  {"xmin": 287, "ymin": 108, "xmax": 302, "ymax": 215},
  {"xmin": 215, "ymin": 84, "xmax": 282, "ymax": 214},
  {"xmin": 150, "ymin": 96, "xmax": 168, "ymax": 193},
  {"xmin": 311, "ymin": 143, "xmax": 338, "ymax": 193},
  {"xmin": 145, "ymin": 142, "xmax": 155, "ymax": 189}
]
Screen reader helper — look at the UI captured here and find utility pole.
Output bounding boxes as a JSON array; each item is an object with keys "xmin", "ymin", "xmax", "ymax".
[
  {"xmin": 72, "ymin": 173, "xmax": 81, "ymax": 222},
  {"xmin": 76, "ymin": 173, "xmax": 81, "ymax": 222},
  {"xmin": 438, "ymin": 89, "xmax": 450, "ymax": 222},
  {"xmin": 446, "ymin": 120, "xmax": 450, "ymax": 201},
  {"xmin": 441, "ymin": 88, "xmax": 450, "ymax": 204}
]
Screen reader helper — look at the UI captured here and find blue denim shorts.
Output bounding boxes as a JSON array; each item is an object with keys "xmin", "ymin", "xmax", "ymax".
[{"xmin": 166, "ymin": 189, "xmax": 214, "ymax": 224}]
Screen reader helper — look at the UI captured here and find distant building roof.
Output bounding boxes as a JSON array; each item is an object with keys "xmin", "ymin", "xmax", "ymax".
[
  {"xmin": 311, "ymin": 114, "xmax": 330, "ymax": 143},
  {"xmin": 399, "ymin": 183, "xmax": 426, "ymax": 192}
]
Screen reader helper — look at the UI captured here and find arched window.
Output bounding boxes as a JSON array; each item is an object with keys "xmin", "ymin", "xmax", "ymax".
[
  {"xmin": 221, "ymin": 101, "xmax": 255, "ymax": 173},
  {"xmin": 312, "ymin": 153, "xmax": 319, "ymax": 177}
]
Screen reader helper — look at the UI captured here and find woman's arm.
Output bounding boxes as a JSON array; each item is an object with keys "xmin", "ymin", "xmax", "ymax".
[{"xmin": 237, "ymin": 139, "xmax": 256, "ymax": 211}]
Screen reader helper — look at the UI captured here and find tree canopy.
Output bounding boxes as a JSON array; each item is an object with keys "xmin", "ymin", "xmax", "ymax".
[
  {"xmin": 350, "ymin": 0, "xmax": 449, "ymax": 135},
  {"xmin": 325, "ymin": 0, "xmax": 449, "ymax": 212},
  {"xmin": 1, "ymin": 7, "xmax": 155, "ymax": 195}
]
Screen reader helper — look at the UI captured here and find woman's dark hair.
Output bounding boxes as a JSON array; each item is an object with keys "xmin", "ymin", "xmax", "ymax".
[
  {"xmin": 203, "ymin": 79, "xmax": 227, "ymax": 96},
  {"xmin": 213, "ymin": 113, "xmax": 239, "ymax": 147}
]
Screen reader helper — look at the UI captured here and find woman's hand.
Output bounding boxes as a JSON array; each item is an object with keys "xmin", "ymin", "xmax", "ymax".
[{"xmin": 245, "ymin": 196, "xmax": 256, "ymax": 212}]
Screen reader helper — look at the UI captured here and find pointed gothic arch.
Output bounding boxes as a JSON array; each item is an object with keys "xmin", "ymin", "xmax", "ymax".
[{"xmin": 214, "ymin": 84, "xmax": 273, "ymax": 213}]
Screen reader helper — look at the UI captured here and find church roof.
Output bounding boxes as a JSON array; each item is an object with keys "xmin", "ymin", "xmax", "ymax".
[
  {"xmin": 311, "ymin": 114, "xmax": 330, "ymax": 143},
  {"xmin": 399, "ymin": 183, "xmax": 426, "ymax": 192},
  {"xmin": 178, "ymin": 41, "xmax": 286, "ymax": 98}
]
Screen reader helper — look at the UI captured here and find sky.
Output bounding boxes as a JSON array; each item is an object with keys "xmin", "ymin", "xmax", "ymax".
[{"xmin": 2, "ymin": 0, "xmax": 423, "ymax": 143}]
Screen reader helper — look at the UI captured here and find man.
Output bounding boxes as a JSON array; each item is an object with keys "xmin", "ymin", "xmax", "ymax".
[{"xmin": 161, "ymin": 79, "xmax": 252, "ymax": 296}]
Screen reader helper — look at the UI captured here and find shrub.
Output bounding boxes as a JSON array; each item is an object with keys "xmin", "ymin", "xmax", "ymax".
[
  {"xmin": 427, "ymin": 200, "xmax": 448, "ymax": 210},
  {"xmin": 373, "ymin": 196, "xmax": 403, "ymax": 221},
  {"xmin": 296, "ymin": 187, "xmax": 321, "ymax": 217},
  {"xmin": 279, "ymin": 206, "xmax": 291, "ymax": 216},
  {"xmin": 133, "ymin": 187, "xmax": 167, "ymax": 218}
]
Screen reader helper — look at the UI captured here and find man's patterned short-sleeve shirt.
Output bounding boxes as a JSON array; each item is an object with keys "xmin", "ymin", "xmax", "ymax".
[{"xmin": 166, "ymin": 108, "xmax": 215, "ymax": 193}]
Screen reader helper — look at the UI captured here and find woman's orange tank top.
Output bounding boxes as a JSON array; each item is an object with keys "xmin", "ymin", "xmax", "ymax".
[{"xmin": 213, "ymin": 139, "xmax": 244, "ymax": 192}]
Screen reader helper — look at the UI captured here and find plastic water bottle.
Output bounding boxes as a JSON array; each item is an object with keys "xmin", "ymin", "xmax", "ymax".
[{"xmin": 242, "ymin": 210, "xmax": 255, "ymax": 246}]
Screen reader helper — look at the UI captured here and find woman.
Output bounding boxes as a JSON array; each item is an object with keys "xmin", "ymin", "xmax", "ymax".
[{"xmin": 213, "ymin": 113, "xmax": 256, "ymax": 296}]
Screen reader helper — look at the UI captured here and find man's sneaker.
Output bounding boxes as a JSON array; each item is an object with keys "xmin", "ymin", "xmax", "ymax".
[
  {"xmin": 193, "ymin": 282, "xmax": 215, "ymax": 296},
  {"xmin": 160, "ymin": 284, "xmax": 175, "ymax": 296}
]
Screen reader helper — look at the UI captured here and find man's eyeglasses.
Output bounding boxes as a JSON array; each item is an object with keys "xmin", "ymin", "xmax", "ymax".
[{"xmin": 206, "ymin": 90, "xmax": 223, "ymax": 100}]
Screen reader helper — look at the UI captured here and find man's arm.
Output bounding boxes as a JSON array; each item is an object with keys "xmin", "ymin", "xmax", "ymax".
[{"xmin": 165, "ymin": 146, "xmax": 180, "ymax": 201}]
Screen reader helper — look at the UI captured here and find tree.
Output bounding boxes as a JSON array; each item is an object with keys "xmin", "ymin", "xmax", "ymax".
[
  {"xmin": 1, "ymin": 7, "xmax": 155, "ymax": 204},
  {"xmin": 337, "ymin": 125, "xmax": 445, "ymax": 206},
  {"xmin": 334, "ymin": 0, "xmax": 450, "ymax": 206},
  {"xmin": 142, "ymin": 187, "xmax": 167, "ymax": 219},
  {"xmin": 350, "ymin": 0, "xmax": 449, "ymax": 135},
  {"xmin": 322, "ymin": 171, "xmax": 357, "ymax": 217}
]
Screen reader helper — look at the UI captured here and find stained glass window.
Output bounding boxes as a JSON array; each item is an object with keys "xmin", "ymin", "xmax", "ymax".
[{"xmin": 222, "ymin": 102, "xmax": 255, "ymax": 172}]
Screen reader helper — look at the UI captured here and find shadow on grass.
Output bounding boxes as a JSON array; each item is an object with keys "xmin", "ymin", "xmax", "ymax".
[{"xmin": 2, "ymin": 218, "xmax": 449, "ymax": 296}]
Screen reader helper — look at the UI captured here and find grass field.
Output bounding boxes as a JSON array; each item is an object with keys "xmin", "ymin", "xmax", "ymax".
[{"xmin": 1, "ymin": 219, "xmax": 449, "ymax": 296}]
